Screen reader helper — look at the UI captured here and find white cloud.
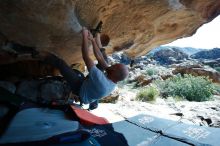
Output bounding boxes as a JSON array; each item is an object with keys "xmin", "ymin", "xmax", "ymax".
[{"xmin": 164, "ymin": 15, "xmax": 220, "ymax": 49}]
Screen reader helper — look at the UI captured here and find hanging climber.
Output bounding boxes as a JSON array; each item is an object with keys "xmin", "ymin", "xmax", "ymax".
[{"xmin": 35, "ymin": 26, "xmax": 129, "ymax": 108}]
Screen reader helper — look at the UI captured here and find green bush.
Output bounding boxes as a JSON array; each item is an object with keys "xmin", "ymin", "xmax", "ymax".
[
  {"xmin": 155, "ymin": 74, "xmax": 214, "ymax": 101},
  {"xmin": 136, "ymin": 86, "xmax": 159, "ymax": 102},
  {"xmin": 215, "ymin": 67, "xmax": 220, "ymax": 72},
  {"xmin": 146, "ymin": 68, "xmax": 158, "ymax": 76},
  {"xmin": 213, "ymin": 83, "xmax": 220, "ymax": 95}
]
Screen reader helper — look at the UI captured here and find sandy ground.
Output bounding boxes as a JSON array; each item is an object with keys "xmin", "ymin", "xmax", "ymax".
[{"xmin": 90, "ymin": 87, "xmax": 220, "ymax": 127}]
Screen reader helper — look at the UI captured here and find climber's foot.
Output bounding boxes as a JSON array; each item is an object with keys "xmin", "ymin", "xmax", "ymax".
[{"xmin": 90, "ymin": 21, "xmax": 103, "ymax": 37}]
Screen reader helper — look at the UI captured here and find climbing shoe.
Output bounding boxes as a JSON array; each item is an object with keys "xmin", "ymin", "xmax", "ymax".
[{"xmin": 90, "ymin": 21, "xmax": 103, "ymax": 37}]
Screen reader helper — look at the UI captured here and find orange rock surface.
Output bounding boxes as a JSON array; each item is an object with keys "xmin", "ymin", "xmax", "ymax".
[{"xmin": 0, "ymin": 0, "xmax": 220, "ymax": 64}]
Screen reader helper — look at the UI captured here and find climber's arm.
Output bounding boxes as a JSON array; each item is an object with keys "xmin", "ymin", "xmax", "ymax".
[
  {"xmin": 95, "ymin": 33, "xmax": 103, "ymax": 49},
  {"xmin": 88, "ymin": 33, "xmax": 108, "ymax": 69},
  {"xmin": 95, "ymin": 33, "xmax": 109, "ymax": 65},
  {"xmin": 82, "ymin": 28, "xmax": 95, "ymax": 71}
]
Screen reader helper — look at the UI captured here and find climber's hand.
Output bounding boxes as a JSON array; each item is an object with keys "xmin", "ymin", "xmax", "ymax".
[
  {"xmin": 87, "ymin": 31, "xmax": 94, "ymax": 41},
  {"xmin": 82, "ymin": 27, "xmax": 89, "ymax": 38}
]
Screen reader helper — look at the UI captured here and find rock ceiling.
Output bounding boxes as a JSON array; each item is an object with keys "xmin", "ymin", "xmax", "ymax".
[{"xmin": 0, "ymin": 0, "xmax": 220, "ymax": 65}]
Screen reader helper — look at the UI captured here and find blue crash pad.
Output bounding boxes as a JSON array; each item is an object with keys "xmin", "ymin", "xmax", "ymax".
[
  {"xmin": 112, "ymin": 120, "xmax": 159, "ymax": 146},
  {"xmin": 84, "ymin": 124, "xmax": 129, "ymax": 146},
  {"xmin": 126, "ymin": 114, "xmax": 220, "ymax": 146},
  {"xmin": 84, "ymin": 118, "xmax": 191, "ymax": 146},
  {"xmin": 149, "ymin": 135, "xmax": 190, "ymax": 146},
  {"xmin": 1, "ymin": 109, "xmax": 219, "ymax": 146},
  {"xmin": 164, "ymin": 122, "xmax": 220, "ymax": 146},
  {"xmin": 111, "ymin": 119, "xmax": 191, "ymax": 146},
  {"xmin": 0, "ymin": 108, "xmax": 79, "ymax": 144},
  {"xmin": 127, "ymin": 114, "xmax": 179, "ymax": 132}
]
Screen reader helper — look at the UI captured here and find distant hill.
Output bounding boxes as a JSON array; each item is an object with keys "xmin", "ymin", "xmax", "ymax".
[
  {"xmin": 149, "ymin": 46, "xmax": 204, "ymax": 56},
  {"xmin": 152, "ymin": 47, "xmax": 188, "ymax": 65},
  {"xmin": 176, "ymin": 47, "xmax": 205, "ymax": 55},
  {"xmin": 111, "ymin": 46, "xmax": 220, "ymax": 66},
  {"xmin": 191, "ymin": 48, "xmax": 220, "ymax": 59}
]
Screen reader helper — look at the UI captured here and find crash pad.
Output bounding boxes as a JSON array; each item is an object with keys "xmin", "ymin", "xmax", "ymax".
[
  {"xmin": 164, "ymin": 122, "xmax": 219, "ymax": 146},
  {"xmin": 127, "ymin": 114, "xmax": 179, "ymax": 132},
  {"xmin": 84, "ymin": 124, "xmax": 129, "ymax": 146},
  {"xmin": 0, "ymin": 108, "xmax": 79, "ymax": 143},
  {"xmin": 70, "ymin": 105, "xmax": 109, "ymax": 125}
]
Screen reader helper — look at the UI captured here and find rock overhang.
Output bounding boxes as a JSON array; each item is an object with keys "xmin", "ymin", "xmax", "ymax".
[{"xmin": 0, "ymin": 0, "xmax": 220, "ymax": 65}]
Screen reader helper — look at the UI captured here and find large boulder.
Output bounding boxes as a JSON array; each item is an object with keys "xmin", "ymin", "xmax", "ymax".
[
  {"xmin": 191, "ymin": 48, "xmax": 220, "ymax": 60},
  {"xmin": 0, "ymin": 0, "xmax": 220, "ymax": 65},
  {"xmin": 202, "ymin": 59, "xmax": 220, "ymax": 68},
  {"xmin": 111, "ymin": 52, "xmax": 131, "ymax": 65},
  {"xmin": 153, "ymin": 47, "xmax": 188, "ymax": 65},
  {"xmin": 173, "ymin": 65, "xmax": 220, "ymax": 83}
]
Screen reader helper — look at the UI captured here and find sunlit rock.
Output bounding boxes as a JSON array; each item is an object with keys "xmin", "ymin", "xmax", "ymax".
[{"xmin": 0, "ymin": 0, "xmax": 220, "ymax": 65}]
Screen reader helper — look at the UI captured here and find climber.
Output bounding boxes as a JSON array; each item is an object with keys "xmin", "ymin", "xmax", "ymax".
[{"xmin": 36, "ymin": 27, "xmax": 129, "ymax": 107}]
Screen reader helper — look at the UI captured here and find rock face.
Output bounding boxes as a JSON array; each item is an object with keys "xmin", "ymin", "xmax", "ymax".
[
  {"xmin": 153, "ymin": 47, "xmax": 188, "ymax": 65},
  {"xmin": 202, "ymin": 59, "xmax": 220, "ymax": 68},
  {"xmin": 0, "ymin": 0, "xmax": 220, "ymax": 65},
  {"xmin": 173, "ymin": 65, "xmax": 220, "ymax": 83},
  {"xmin": 111, "ymin": 53, "xmax": 132, "ymax": 65}
]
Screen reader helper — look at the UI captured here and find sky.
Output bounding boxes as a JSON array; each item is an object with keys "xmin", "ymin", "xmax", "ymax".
[{"xmin": 164, "ymin": 15, "xmax": 220, "ymax": 49}]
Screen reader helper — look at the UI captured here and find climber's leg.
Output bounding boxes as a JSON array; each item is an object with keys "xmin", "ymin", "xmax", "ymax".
[
  {"xmin": 41, "ymin": 53, "xmax": 85, "ymax": 95},
  {"xmin": 59, "ymin": 63, "xmax": 84, "ymax": 95}
]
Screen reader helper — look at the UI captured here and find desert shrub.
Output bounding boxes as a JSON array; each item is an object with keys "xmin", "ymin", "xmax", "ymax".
[
  {"xmin": 136, "ymin": 86, "xmax": 159, "ymax": 102},
  {"xmin": 146, "ymin": 68, "xmax": 158, "ymax": 76},
  {"xmin": 215, "ymin": 67, "xmax": 220, "ymax": 72},
  {"xmin": 213, "ymin": 83, "xmax": 220, "ymax": 95},
  {"xmin": 155, "ymin": 74, "xmax": 214, "ymax": 101}
]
